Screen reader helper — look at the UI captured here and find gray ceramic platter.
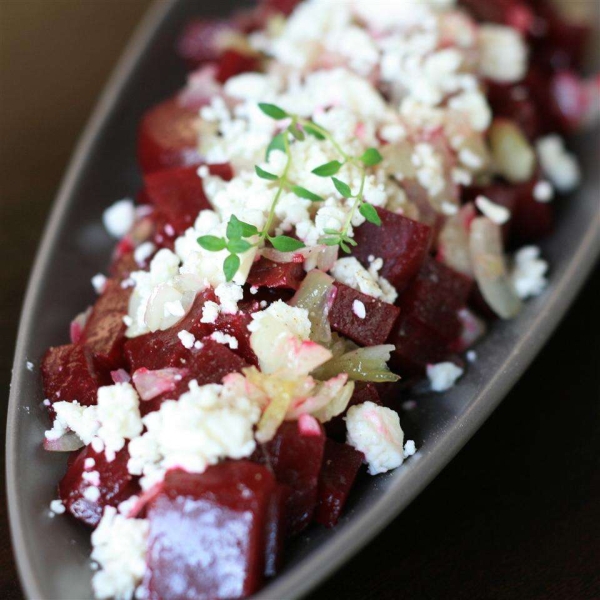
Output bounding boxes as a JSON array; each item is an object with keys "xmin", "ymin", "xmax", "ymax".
[{"xmin": 6, "ymin": 1, "xmax": 600, "ymax": 598}]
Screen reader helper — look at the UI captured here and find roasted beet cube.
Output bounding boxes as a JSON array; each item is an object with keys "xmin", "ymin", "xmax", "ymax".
[
  {"xmin": 314, "ymin": 440, "xmax": 364, "ymax": 528},
  {"xmin": 176, "ymin": 19, "xmax": 235, "ymax": 68},
  {"xmin": 397, "ymin": 258, "xmax": 473, "ymax": 342},
  {"xmin": 58, "ymin": 446, "xmax": 137, "ymax": 527},
  {"xmin": 326, "ymin": 383, "xmax": 382, "ymax": 441},
  {"xmin": 139, "ymin": 339, "xmax": 248, "ymax": 415},
  {"xmin": 143, "ymin": 463, "xmax": 277, "ymax": 600},
  {"xmin": 328, "ymin": 282, "xmax": 401, "ymax": 347},
  {"xmin": 138, "ymin": 97, "xmax": 201, "ymax": 175},
  {"xmin": 216, "ymin": 49, "xmax": 261, "ymax": 84},
  {"xmin": 81, "ymin": 280, "xmax": 131, "ymax": 370},
  {"xmin": 255, "ymin": 421, "xmax": 325, "ymax": 536},
  {"xmin": 247, "ymin": 257, "xmax": 305, "ymax": 290},
  {"xmin": 351, "ymin": 208, "xmax": 432, "ymax": 293},
  {"xmin": 42, "ymin": 344, "xmax": 103, "ymax": 408}
]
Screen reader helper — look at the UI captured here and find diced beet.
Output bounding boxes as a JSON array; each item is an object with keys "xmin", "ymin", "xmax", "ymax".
[
  {"xmin": 176, "ymin": 19, "xmax": 235, "ymax": 68},
  {"xmin": 58, "ymin": 446, "xmax": 137, "ymax": 527},
  {"xmin": 328, "ymin": 282, "xmax": 401, "ymax": 347},
  {"xmin": 215, "ymin": 49, "xmax": 261, "ymax": 84},
  {"xmin": 263, "ymin": 484, "xmax": 289, "ymax": 578},
  {"xmin": 388, "ymin": 314, "xmax": 451, "ymax": 376},
  {"xmin": 314, "ymin": 440, "xmax": 364, "ymax": 528},
  {"xmin": 144, "ymin": 165, "xmax": 211, "ymax": 236},
  {"xmin": 326, "ymin": 383, "xmax": 382, "ymax": 441},
  {"xmin": 138, "ymin": 97, "xmax": 201, "ymax": 175},
  {"xmin": 81, "ymin": 280, "xmax": 131, "ymax": 370},
  {"xmin": 261, "ymin": 0, "xmax": 302, "ymax": 15},
  {"xmin": 139, "ymin": 339, "xmax": 248, "ymax": 415},
  {"xmin": 109, "ymin": 251, "xmax": 138, "ymax": 280},
  {"xmin": 397, "ymin": 258, "xmax": 473, "ymax": 342},
  {"xmin": 143, "ymin": 463, "xmax": 276, "ymax": 600},
  {"xmin": 247, "ymin": 257, "xmax": 305, "ymax": 290},
  {"xmin": 254, "ymin": 421, "xmax": 325, "ymax": 536},
  {"xmin": 351, "ymin": 207, "xmax": 432, "ymax": 293},
  {"xmin": 41, "ymin": 344, "xmax": 103, "ymax": 409}
]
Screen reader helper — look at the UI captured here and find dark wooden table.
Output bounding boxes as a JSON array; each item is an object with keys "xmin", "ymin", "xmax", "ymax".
[{"xmin": 1, "ymin": 2, "xmax": 598, "ymax": 599}]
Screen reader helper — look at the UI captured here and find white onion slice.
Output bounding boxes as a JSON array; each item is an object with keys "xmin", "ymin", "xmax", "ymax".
[
  {"xmin": 469, "ymin": 217, "xmax": 522, "ymax": 319},
  {"xmin": 110, "ymin": 369, "xmax": 131, "ymax": 384},
  {"xmin": 132, "ymin": 367, "xmax": 189, "ymax": 401},
  {"xmin": 144, "ymin": 284, "xmax": 184, "ymax": 332},
  {"xmin": 43, "ymin": 432, "xmax": 84, "ymax": 452},
  {"xmin": 315, "ymin": 344, "xmax": 400, "ymax": 383},
  {"xmin": 438, "ymin": 203, "xmax": 475, "ymax": 276},
  {"xmin": 489, "ymin": 118, "xmax": 535, "ymax": 183}
]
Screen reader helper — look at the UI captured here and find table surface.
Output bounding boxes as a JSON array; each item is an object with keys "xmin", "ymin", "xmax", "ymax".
[{"xmin": 0, "ymin": 2, "xmax": 598, "ymax": 599}]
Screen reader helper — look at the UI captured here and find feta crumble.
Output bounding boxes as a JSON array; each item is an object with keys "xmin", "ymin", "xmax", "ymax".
[
  {"xmin": 475, "ymin": 195, "xmax": 511, "ymax": 225},
  {"xmin": 346, "ymin": 402, "xmax": 405, "ymax": 475},
  {"xmin": 536, "ymin": 135, "xmax": 581, "ymax": 192},
  {"xmin": 26, "ymin": 361, "xmax": 34, "ymax": 371},
  {"xmin": 102, "ymin": 199, "xmax": 135, "ymax": 239},
  {"xmin": 352, "ymin": 299, "xmax": 367, "ymax": 319},
  {"xmin": 177, "ymin": 330, "xmax": 196, "ymax": 349},
  {"xmin": 510, "ymin": 246, "xmax": 548, "ymax": 299},
  {"xmin": 133, "ymin": 241, "xmax": 155, "ymax": 266},
  {"xmin": 427, "ymin": 362, "xmax": 464, "ymax": 392},
  {"xmin": 331, "ymin": 257, "xmax": 397, "ymax": 304},
  {"xmin": 91, "ymin": 274, "xmax": 107, "ymax": 294},
  {"xmin": 478, "ymin": 25, "xmax": 527, "ymax": 83},
  {"xmin": 533, "ymin": 180, "xmax": 554, "ymax": 203},
  {"xmin": 403, "ymin": 440, "xmax": 417, "ymax": 458},
  {"xmin": 49, "ymin": 499, "xmax": 65, "ymax": 515},
  {"xmin": 91, "ymin": 507, "xmax": 149, "ymax": 600},
  {"xmin": 210, "ymin": 331, "xmax": 239, "ymax": 350}
]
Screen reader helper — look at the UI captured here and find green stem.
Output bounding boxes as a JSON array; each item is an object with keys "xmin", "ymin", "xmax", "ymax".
[
  {"xmin": 297, "ymin": 117, "xmax": 351, "ymax": 162},
  {"xmin": 340, "ymin": 167, "xmax": 367, "ymax": 236}
]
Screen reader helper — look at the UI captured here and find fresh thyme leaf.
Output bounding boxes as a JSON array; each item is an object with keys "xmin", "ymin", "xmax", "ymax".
[
  {"xmin": 312, "ymin": 161, "xmax": 343, "ymax": 177},
  {"xmin": 288, "ymin": 124, "xmax": 305, "ymax": 141},
  {"xmin": 359, "ymin": 203, "xmax": 382, "ymax": 226},
  {"xmin": 266, "ymin": 133, "xmax": 286, "ymax": 160},
  {"xmin": 269, "ymin": 235, "xmax": 306, "ymax": 252},
  {"xmin": 227, "ymin": 239, "xmax": 253, "ymax": 254},
  {"xmin": 291, "ymin": 186, "xmax": 323, "ymax": 202},
  {"xmin": 255, "ymin": 165, "xmax": 280, "ymax": 181},
  {"xmin": 321, "ymin": 236, "xmax": 341, "ymax": 247},
  {"xmin": 226, "ymin": 215, "xmax": 243, "ymax": 240},
  {"xmin": 323, "ymin": 228, "xmax": 342, "ymax": 235},
  {"xmin": 238, "ymin": 221, "xmax": 259, "ymax": 237},
  {"xmin": 340, "ymin": 241, "xmax": 351, "ymax": 253},
  {"xmin": 258, "ymin": 103, "xmax": 288, "ymax": 120},
  {"xmin": 303, "ymin": 122, "xmax": 326, "ymax": 140},
  {"xmin": 223, "ymin": 253, "xmax": 241, "ymax": 282},
  {"xmin": 332, "ymin": 177, "xmax": 353, "ymax": 198},
  {"xmin": 359, "ymin": 148, "xmax": 383, "ymax": 166},
  {"xmin": 197, "ymin": 235, "xmax": 226, "ymax": 252}
]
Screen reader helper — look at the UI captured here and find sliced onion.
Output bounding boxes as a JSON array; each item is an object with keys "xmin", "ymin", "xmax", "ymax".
[
  {"xmin": 132, "ymin": 367, "xmax": 189, "ymax": 401},
  {"xmin": 144, "ymin": 284, "xmax": 184, "ymax": 332},
  {"xmin": 297, "ymin": 414, "xmax": 322, "ymax": 437},
  {"xmin": 111, "ymin": 369, "xmax": 131, "ymax": 384},
  {"xmin": 469, "ymin": 217, "xmax": 522, "ymax": 319},
  {"xmin": 489, "ymin": 118, "xmax": 535, "ymax": 183},
  {"xmin": 261, "ymin": 246, "xmax": 311, "ymax": 264},
  {"xmin": 437, "ymin": 203, "xmax": 475, "ymax": 276},
  {"xmin": 290, "ymin": 270, "xmax": 336, "ymax": 345},
  {"xmin": 43, "ymin": 432, "xmax": 84, "ymax": 452},
  {"xmin": 314, "ymin": 344, "xmax": 400, "ymax": 383},
  {"xmin": 70, "ymin": 307, "xmax": 92, "ymax": 344},
  {"xmin": 304, "ymin": 245, "xmax": 339, "ymax": 273}
]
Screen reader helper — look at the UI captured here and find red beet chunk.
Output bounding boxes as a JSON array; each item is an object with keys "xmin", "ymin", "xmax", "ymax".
[
  {"xmin": 216, "ymin": 49, "xmax": 261, "ymax": 84},
  {"xmin": 328, "ymin": 282, "xmax": 401, "ymax": 347},
  {"xmin": 144, "ymin": 165, "xmax": 211, "ymax": 236},
  {"xmin": 81, "ymin": 280, "xmax": 131, "ymax": 370},
  {"xmin": 263, "ymin": 483, "xmax": 290, "ymax": 578},
  {"xmin": 351, "ymin": 208, "xmax": 432, "ymax": 293},
  {"xmin": 261, "ymin": 0, "xmax": 302, "ymax": 15},
  {"xmin": 140, "ymin": 339, "xmax": 248, "ymax": 415},
  {"xmin": 255, "ymin": 421, "xmax": 325, "ymax": 536},
  {"xmin": 314, "ymin": 440, "xmax": 364, "ymax": 528},
  {"xmin": 176, "ymin": 19, "xmax": 235, "ymax": 68},
  {"xmin": 388, "ymin": 314, "xmax": 451, "ymax": 376},
  {"xmin": 247, "ymin": 257, "xmax": 305, "ymax": 290},
  {"xmin": 143, "ymin": 463, "xmax": 276, "ymax": 600},
  {"xmin": 397, "ymin": 258, "xmax": 472, "ymax": 342},
  {"xmin": 138, "ymin": 97, "xmax": 201, "ymax": 175},
  {"xmin": 58, "ymin": 446, "xmax": 137, "ymax": 527},
  {"xmin": 42, "ymin": 344, "xmax": 102, "ymax": 408},
  {"xmin": 326, "ymin": 383, "xmax": 381, "ymax": 441}
]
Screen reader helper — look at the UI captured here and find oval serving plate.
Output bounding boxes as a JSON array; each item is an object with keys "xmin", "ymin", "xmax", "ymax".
[{"xmin": 7, "ymin": 1, "xmax": 600, "ymax": 599}]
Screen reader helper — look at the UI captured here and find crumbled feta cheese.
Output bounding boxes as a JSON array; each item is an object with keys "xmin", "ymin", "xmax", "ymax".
[
  {"xmin": 248, "ymin": 301, "xmax": 312, "ymax": 373},
  {"xmin": 84, "ymin": 486, "xmax": 101, "ymax": 503},
  {"xmin": 427, "ymin": 362, "xmax": 464, "ymax": 392},
  {"xmin": 210, "ymin": 331, "xmax": 239, "ymax": 350},
  {"xmin": 117, "ymin": 496, "xmax": 139, "ymax": 517},
  {"xmin": 84, "ymin": 457, "xmax": 96, "ymax": 470},
  {"xmin": 26, "ymin": 361, "xmax": 34, "ymax": 371},
  {"xmin": 133, "ymin": 242, "xmax": 155, "ymax": 266},
  {"xmin": 91, "ymin": 507, "xmax": 148, "ymax": 600},
  {"xmin": 352, "ymin": 299, "xmax": 367, "ymax": 319},
  {"xmin": 82, "ymin": 470, "xmax": 101, "ymax": 486},
  {"xmin": 92, "ymin": 274, "xmax": 107, "ymax": 294},
  {"xmin": 177, "ymin": 330, "xmax": 196, "ymax": 349},
  {"xmin": 49, "ymin": 499, "xmax": 65, "ymax": 515},
  {"xmin": 403, "ymin": 440, "xmax": 417, "ymax": 458},
  {"xmin": 466, "ymin": 350, "xmax": 477, "ymax": 363},
  {"xmin": 536, "ymin": 135, "xmax": 581, "ymax": 192},
  {"xmin": 476, "ymin": 195, "xmax": 511, "ymax": 225},
  {"xmin": 102, "ymin": 199, "xmax": 135, "ymax": 239},
  {"xmin": 331, "ymin": 257, "xmax": 398, "ymax": 304},
  {"xmin": 346, "ymin": 402, "xmax": 405, "ymax": 475},
  {"xmin": 533, "ymin": 180, "xmax": 554, "ymax": 203},
  {"xmin": 479, "ymin": 25, "xmax": 527, "ymax": 83},
  {"xmin": 510, "ymin": 245, "xmax": 548, "ymax": 299},
  {"xmin": 441, "ymin": 201, "xmax": 459, "ymax": 215},
  {"xmin": 127, "ymin": 380, "xmax": 261, "ymax": 489},
  {"xmin": 214, "ymin": 282, "xmax": 243, "ymax": 314}
]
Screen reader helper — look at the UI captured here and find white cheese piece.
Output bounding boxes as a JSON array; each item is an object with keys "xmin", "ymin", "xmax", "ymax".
[
  {"xmin": 536, "ymin": 135, "xmax": 581, "ymax": 192},
  {"xmin": 427, "ymin": 362, "xmax": 464, "ymax": 392},
  {"xmin": 91, "ymin": 507, "xmax": 149, "ymax": 600},
  {"xmin": 466, "ymin": 350, "xmax": 477, "ymax": 363},
  {"xmin": 214, "ymin": 282, "xmax": 244, "ymax": 314},
  {"xmin": 533, "ymin": 180, "xmax": 554, "ymax": 203},
  {"xmin": 346, "ymin": 402, "xmax": 405, "ymax": 475},
  {"xmin": 403, "ymin": 440, "xmax": 417, "ymax": 458},
  {"xmin": 91, "ymin": 274, "xmax": 107, "ymax": 294},
  {"xmin": 475, "ymin": 195, "xmax": 511, "ymax": 225},
  {"xmin": 479, "ymin": 25, "xmax": 527, "ymax": 83},
  {"xmin": 177, "ymin": 330, "xmax": 196, "ymax": 350},
  {"xmin": 133, "ymin": 242, "xmax": 155, "ymax": 266},
  {"xmin": 26, "ymin": 361, "xmax": 34, "ymax": 371},
  {"xmin": 210, "ymin": 331, "xmax": 239, "ymax": 350},
  {"xmin": 49, "ymin": 499, "xmax": 65, "ymax": 515},
  {"xmin": 352, "ymin": 299, "xmax": 367, "ymax": 319},
  {"xmin": 200, "ymin": 301, "xmax": 220, "ymax": 324},
  {"xmin": 510, "ymin": 245, "xmax": 548, "ymax": 299},
  {"xmin": 331, "ymin": 257, "xmax": 398, "ymax": 304},
  {"xmin": 102, "ymin": 199, "xmax": 135, "ymax": 239}
]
